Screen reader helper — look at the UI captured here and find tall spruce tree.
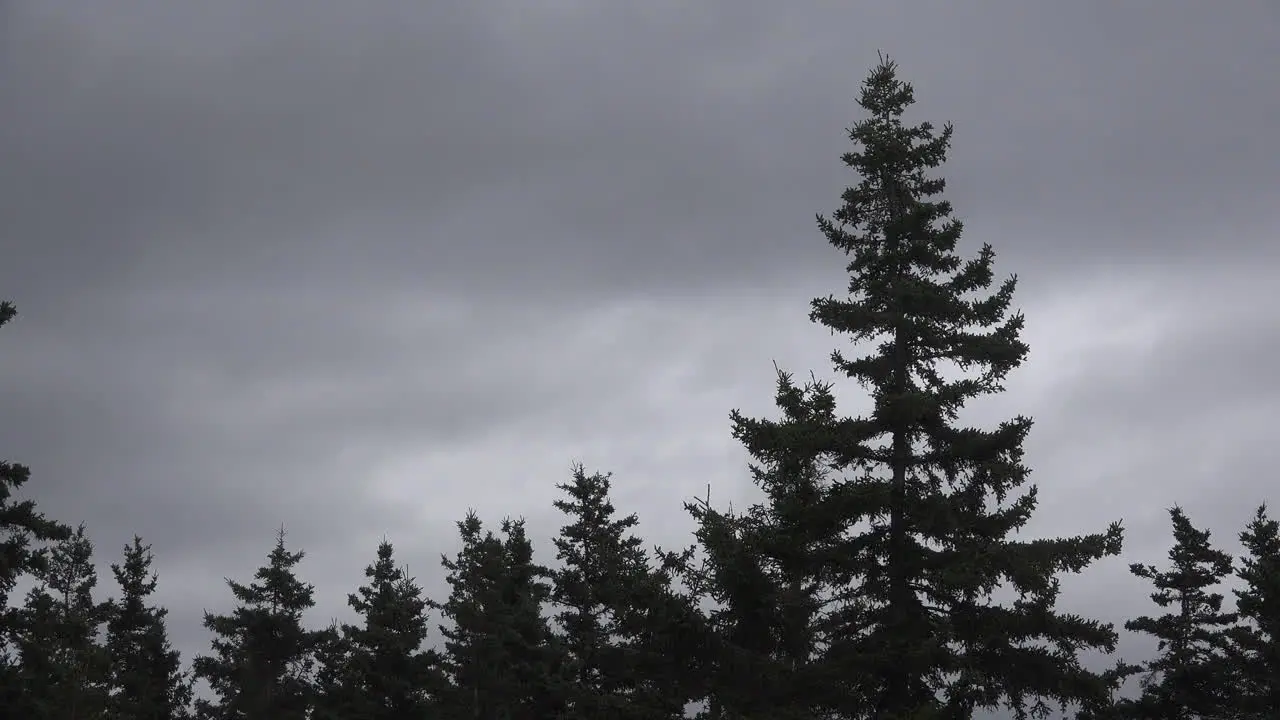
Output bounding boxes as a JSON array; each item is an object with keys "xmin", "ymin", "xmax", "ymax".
[
  {"xmin": 1123, "ymin": 506, "xmax": 1236, "ymax": 720},
  {"xmin": 433, "ymin": 511, "xmax": 567, "ymax": 720},
  {"xmin": 1225, "ymin": 504, "xmax": 1280, "ymax": 719},
  {"xmin": 14, "ymin": 522, "xmax": 112, "ymax": 719},
  {"xmin": 313, "ymin": 539, "xmax": 445, "ymax": 719},
  {"xmin": 550, "ymin": 463, "xmax": 687, "ymax": 720},
  {"xmin": 105, "ymin": 536, "xmax": 193, "ymax": 720},
  {"xmin": 0, "ymin": 300, "xmax": 73, "ymax": 705},
  {"xmin": 721, "ymin": 56, "xmax": 1127, "ymax": 718},
  {"xmin": 192, "ymin": 527, "xmax": 324, "ymax": 720}
]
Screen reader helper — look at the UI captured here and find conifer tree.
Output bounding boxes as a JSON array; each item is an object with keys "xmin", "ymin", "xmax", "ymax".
[
  {"xmin": 0, "ymin": 300, "xmax": 73, "ymax": 705},
  {"xmin": 719, "ymin": 55, "xmax": 1127, "ymax": 718},
  {"xmin": 313, "ymin": 539, "xmax": 445, "ymax": 720},
  {"xmin": 14, "ymin": 522, "xmax": 112, "ymax": 719},
  {"xmin": 105, "ymin": 536, "xmax": 193, "ymax": 720},
  {"xmin": 1123, "ymin": 506, "xmax": 1236, "ymax": 719},
  {"xmin": 680, "ymin": 493, "xmax": 778, "ymax": 720},
  {"xmin": 641, "ymin": 536, "xmax": 716, "ymax": 718},
  {"xmin": 1225, "ymin": 504, "xmax": 1280, "ymax": 719},
  {"xmin": 309, "ymin": 622, "xmax": 352, "ymax": 720},
  {"xmin": 499, "ymin": 516, "xmax": 571, "ymax": 718},
  {"xmin": 192, "ymin": 527, "xmax": 324, "ymax": 720},
  {"xmin": 550, "ymin": 463, "xmax": 687, "ymax": 719},
  {"xmin": 686, "ymin": 369, "xmax": 847, "ymax": 719},
  {"xmin": 433, "ymin": 511, "xmax": 567, "ymax": 720},
  {"xmin": 433, "ymin": 511, "xmax": 497, "ymax": 719}
]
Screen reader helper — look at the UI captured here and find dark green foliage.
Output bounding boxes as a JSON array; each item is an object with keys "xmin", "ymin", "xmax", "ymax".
[
  {"xmin": 13, "ymin": 523, "xmax": 112, "ymax": 719},
  {"xmin": 192, "ymin": 527, "xmax": 324, "ymax": 720},
  {"xmin": 550, "ymin": 463, "xmax": 688, "ymax": 719},
  {"xmin": 105, "ymin": 536, "xmax": 194, "ymax": 720},
  {"xmin": 0, "ymin": 300, "xmax": 74, "ymax": 706},
  {"xmin": 432, "ymin": 510, "xmax": 567, "ymax": 720},
  {"xmin": 636, "ymin": 535, "xmax": 717, "ymax": 718},
  {"xmin": 1123, "ymin": 506, "xmax": 1236, "ymax": 719},
  {"xmin": 0, "ymin": 454, "xmax": 70, "ymax": 624},
  {"xmin": 709, "ymin": 55, "xmax": 1127, "ymax": 719},
  {"xmin": 309, "ymin": 622, "xmax": 351, "ymax": 720},
  {"xmin": 312, "ymin": 539, "xmax": 445, "ymax": 719},
  {"xmin": 680, "ymin": 369, "xmax": 847, "ymax": 719},
  {"xmin": 680, "ymin": 496, "xmax": 782, "ymax": 720},
  {"xmin": 1225, "ymin": 505, "xmax": 1280, "ymax": 718}
]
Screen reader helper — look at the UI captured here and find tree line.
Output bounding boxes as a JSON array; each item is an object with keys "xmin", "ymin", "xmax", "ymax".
[{"xmin": 2, "ymin": 57, "xmax": 1276, "ymax": 720}]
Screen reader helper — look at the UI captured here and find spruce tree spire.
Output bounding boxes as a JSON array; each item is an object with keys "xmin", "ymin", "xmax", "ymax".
[
  {"xmin": 192, "ymin": 527, "xmax": 325, "ymax": 720},
  {"xmin": 727, "ymin": 55, "xmax": 1127, "ymax": 719},
  {"xmin": 1225, "ymin": 504, "xmax": 1280, "ymax": 718},
  {"xmin": 1124, "ymin": 506, "xmax": 1237, "ymax": 719},
  {"xmin": 433, "ymin": 511, "xmax": 566, "ymax": 720},
  {"xmin": 14, "ymin": 523, "xmax": 112, "ymax": 718},
  {"xmin": 105, "ymin": 536, "xmax": 194, "ymax": 719},
  {"xmin": 311, "ymin": 538, "xmax": 443, "ymax": 719},
  {"xmin": 550, "ymin": 463, "xmax": 689, "ymax": 719},
  {"xmin": 690, "ymin": 368, "xmax": 845, "ymax": 718}
]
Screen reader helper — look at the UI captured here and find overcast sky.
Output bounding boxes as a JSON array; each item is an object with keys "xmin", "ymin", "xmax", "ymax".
[{"xmin": 2, "ymin": 1, "xmax": 1278, "ymax": 715}]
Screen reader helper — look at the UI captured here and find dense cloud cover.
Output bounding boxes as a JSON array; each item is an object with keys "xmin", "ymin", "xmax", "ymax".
[{"xmin": 2, "ymin": 2, "xmax": 1277, "ymax": 716}]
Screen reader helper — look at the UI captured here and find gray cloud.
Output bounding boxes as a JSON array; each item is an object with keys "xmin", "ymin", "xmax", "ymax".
[
  {"xmin": 2, "ymin": 2, "xmax": 1278, "ymax": 717},
  {"xmin": 5, "ymin": 1, "xmax": 1275, "ymax": 311}
]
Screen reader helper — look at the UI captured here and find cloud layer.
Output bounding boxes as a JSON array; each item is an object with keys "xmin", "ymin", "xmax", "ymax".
[{"xmin": 3, "ymin": 2, "xmax": 1277, "ymax": 716}]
